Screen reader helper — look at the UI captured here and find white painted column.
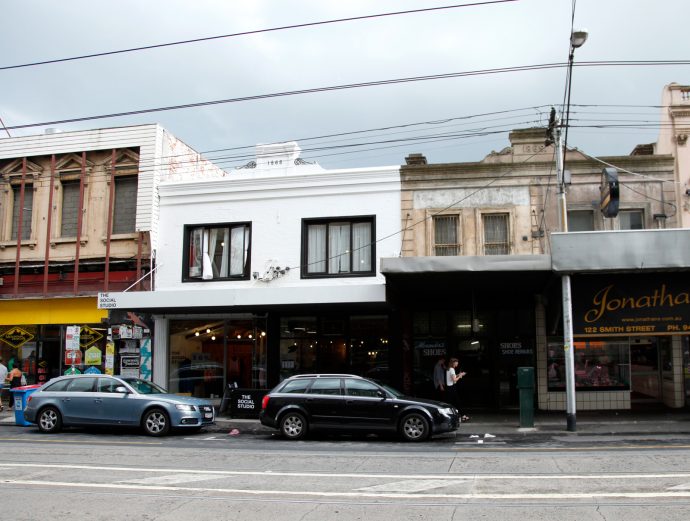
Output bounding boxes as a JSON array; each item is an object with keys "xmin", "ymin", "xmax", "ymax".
[{"xmin": 152, "ymin": 317, "xmax": 169, "ymax": 389}]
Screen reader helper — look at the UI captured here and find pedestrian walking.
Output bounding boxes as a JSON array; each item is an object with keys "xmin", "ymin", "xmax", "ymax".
[
  {"xmin": 0, "ymin": 357, "xmax": 7, "ymax": 411},
  {"xmin": 432, "ymin": 356, "xmax": 446, "ymax": 400},
  {"xmin": 446, "ymin": 358, "xmax": 469, "ymax": 422}
]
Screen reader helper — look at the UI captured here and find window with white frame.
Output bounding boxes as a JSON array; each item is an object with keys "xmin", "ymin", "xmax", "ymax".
[
  {"xmin": 184, "ymin": 223, "xmax": 251, "ymax": 281},
  {"xmin": 619, "ymin": 209, "xmax": 644, "ymax": 230},
  {"xmin": 11, "ymin": 183, "xmax": 33, "ymax": 240},
  {"xmin": 482, "ymin": 213, "xmax": 510, "ymax": 255},
  {"xmin": 433, "ymin": 214, "xmax": 460, "ymax": 256},
  {"xmin": 302, "ymin": 216, "xmax": 374, "ymax": 277}
]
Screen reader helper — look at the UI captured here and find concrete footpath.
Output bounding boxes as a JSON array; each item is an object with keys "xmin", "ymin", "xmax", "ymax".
[{"xmin": 2, "ymin": 407, "xmax": 689, "ymax": 437}]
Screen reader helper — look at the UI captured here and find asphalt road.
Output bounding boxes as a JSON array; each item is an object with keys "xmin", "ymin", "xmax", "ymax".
[{"xmin": 3, "ymin": 424, "xmax": 690, "ymax": 520}]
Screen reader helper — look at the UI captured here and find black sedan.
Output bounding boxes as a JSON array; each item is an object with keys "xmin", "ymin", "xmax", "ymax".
[{"xmin": 259, "ymin": 374, "xmax": 459, "ymax": 442}]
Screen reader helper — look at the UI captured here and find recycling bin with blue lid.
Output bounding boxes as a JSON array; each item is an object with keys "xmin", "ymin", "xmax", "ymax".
[{"xmin": 10, "ymin": 384, "xmax": 41, "ymax": 426}]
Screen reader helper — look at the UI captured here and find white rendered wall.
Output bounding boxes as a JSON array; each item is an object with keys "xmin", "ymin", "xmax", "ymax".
[{"xmin": 153, "ymin": 148, "xmax": 401, "ymax": 306}]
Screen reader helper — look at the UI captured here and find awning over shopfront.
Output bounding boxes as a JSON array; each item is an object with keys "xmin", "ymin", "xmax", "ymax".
[
  {"xmin": 98, "ymin": 283, "xmax": 387, "ymax": 313},
  {"xmin": 0, "ymin": 297, "xmax": 107, "ymax": 326},
  {"xmin": 552, "ymin": 229, "xmax": 690, "ymax": 273},
  {"xmin": 381, "ymin": 255, "xmax": 554, "ymax": 300},
  {"xmin": 381, "ymin": 254, "xmax": 552, "ymax": 274}
]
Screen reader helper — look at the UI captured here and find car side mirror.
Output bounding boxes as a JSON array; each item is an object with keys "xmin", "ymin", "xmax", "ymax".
[
  {"xmin": 115, "ymin": 386, "xmax": 130, "ymax": 394},
  {"xmin": 377, "ymin": 390, "xmax": 386, "ymax": 399}
]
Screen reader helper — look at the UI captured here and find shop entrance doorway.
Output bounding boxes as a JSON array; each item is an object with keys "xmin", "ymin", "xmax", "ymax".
[{"xmin": 630, "ymin": 337, "xmax": 668, "ymax": 405}]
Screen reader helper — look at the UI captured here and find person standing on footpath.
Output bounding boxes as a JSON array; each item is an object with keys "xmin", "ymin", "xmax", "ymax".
[
  {"xmin": 0, "ymin": 357, "xmax": 7, "ymax": 411},
  {"xmin": 432, "ymin": 356, "xmax": 446, "ymax": 400},
  {"xmin": 446, "ymin": 358, "xmax": 469, "ymax": 421},
  {"xmin": 7, "ymin": 363, "xmax": 23, "ymax": 409}
]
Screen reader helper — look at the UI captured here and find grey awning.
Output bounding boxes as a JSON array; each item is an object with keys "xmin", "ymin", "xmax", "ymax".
[
  {"xmin": 380, "ymin": 254, "xmax": 552, "ymax": 274},
  {"xmin": 551, "ymin": 229, "xmax": 690, "ymax": 273}
]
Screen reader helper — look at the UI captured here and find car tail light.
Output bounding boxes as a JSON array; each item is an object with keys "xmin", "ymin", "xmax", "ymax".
[
  {"xmin": 27, "ymin": 395, "xmax": 33, "ymax": 404},
  {"xmin": 261, "ymin": 394, "xmax": 270, "ymax": 410}
]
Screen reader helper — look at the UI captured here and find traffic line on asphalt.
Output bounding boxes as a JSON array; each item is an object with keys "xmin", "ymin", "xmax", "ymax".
[
  {"xmin": 118, "ymin": 474, "xmax": 226, "ymax": 486},
  {"xmin": 5, "ymin": 463, "xmax": 690, "ymax": 481},
  {"xmin": 454, "ymin": 444, "xmax": 690, "ymax": 452},
  {"xmin": 668, "ymin": 483, "xmax": 690, "ymax": 491},
  {"xmin": 356, "ymin": 479, "xmax": 468, "ymax": 492},
  {"xmin": 5, "ymin": 479, "xmax": 690, "ymax": 500}
]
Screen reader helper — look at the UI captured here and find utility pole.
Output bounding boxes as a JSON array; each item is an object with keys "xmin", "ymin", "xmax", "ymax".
[
  {"xmin": 549, "ymin": 108, "xmax": 577, "ymax": 432},
  {"xmin": 546, "ymin": 28, "xmax": 588, "ymax": 432}
]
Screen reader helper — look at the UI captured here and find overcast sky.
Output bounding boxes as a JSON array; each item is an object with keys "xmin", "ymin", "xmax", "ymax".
[{"xmin": 1, "ymin": 0, "xmax": 687, "ymax": 170}]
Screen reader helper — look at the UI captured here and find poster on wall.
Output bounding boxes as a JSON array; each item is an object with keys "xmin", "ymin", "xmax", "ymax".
[
  {"xmin": 65, "ymin": 325, "xmax": 80, "ymax": 350},
  {"xmin": 105, "ymin": 332, "xmax": 115, "ymax": 376},
  {"xmin": 85, "ymin": 346, "xmax": 102, "ymax": 366},
  {"xmin": 120, "ymin": 325, "xmax": 133, "ymax": 339},
  {"xmin": 139, "ymin": 338, "xmax": 152, "ymax": 381},
  {"xmin": 120, "ymin": 356, "xmax": 140, "ymax": 378},
  {"xmin": 64, "ymin": 349, "xmax": 82, "ymax": 365}
]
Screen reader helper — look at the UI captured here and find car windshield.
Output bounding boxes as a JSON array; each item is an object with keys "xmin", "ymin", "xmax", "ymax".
[{"xmin": 122, "ymin": 378, "xmax": 167, "ymax": 394}]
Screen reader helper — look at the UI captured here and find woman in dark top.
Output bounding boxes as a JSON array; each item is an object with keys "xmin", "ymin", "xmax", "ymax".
[{"xmin": 7, "ymin": 364, "xmax": 23, "ymax": 408}]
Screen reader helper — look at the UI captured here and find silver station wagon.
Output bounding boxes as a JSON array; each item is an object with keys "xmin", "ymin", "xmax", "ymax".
[{"xmin": 23, "ymin": 375, "xmax": 215, "ymax": 436}]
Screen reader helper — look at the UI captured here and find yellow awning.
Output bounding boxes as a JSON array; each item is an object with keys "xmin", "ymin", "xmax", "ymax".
[{"xmin": 0, "ymin": 297, "xmax": 107, "ymax": 326}]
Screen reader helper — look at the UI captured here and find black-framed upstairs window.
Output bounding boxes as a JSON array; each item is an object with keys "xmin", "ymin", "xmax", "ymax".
[
  {"xmin": 301, "ymin": 216, "xmax": 375, "ymax": 278},
  {"xmin": 183, "ymin": 223, "xmax": 251, "ymax": 281}
]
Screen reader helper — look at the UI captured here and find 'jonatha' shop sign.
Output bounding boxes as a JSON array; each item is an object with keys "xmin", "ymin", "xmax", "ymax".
[{"xmin": 572, "ymin": 273, "xmax": 689, "ymax": 337}]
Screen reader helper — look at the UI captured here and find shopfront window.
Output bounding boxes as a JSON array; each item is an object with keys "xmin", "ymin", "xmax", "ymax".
[
  {"xmin": 0, "ymin": 325, "xmax": 39, "ymax": 384},
  {"xmin": 168, "ymin": 317, "xmax": 266, "ymax": 399},
  {"xmin": 547, "ymin": 339, "xmax": 630, "ymax": 391},
  {"xmin": 279, "ymin": 315, "xmax": 388, "ymax": 382},
  {"xmin": 280, "ymin": 317, "xmax": 318, "ymax": 380},
  {"xmin": 351, "ymin": 315, "xmax": 389, "ymax": 381}
]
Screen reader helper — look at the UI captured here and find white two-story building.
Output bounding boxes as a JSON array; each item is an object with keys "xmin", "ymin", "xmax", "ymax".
[{"xmin": 101, "ymin": 142, "xmax": 401, "ymax": 398}]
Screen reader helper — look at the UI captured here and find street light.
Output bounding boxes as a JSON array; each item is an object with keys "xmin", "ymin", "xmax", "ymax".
[
  {"xmin": 570, "ymin": 29, "xmax": 588, "ymax": 49},
  {"xmin": 550, "ymin": 29, "xmax": 588, "ymax": 432}
]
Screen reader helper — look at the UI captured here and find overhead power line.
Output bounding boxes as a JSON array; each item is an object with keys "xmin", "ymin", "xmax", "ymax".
[
  {"xmin": 0, "ymin": 1, "xmax": 519, "ymax": 71},
  {"xmin": 6, "ymin": 60, "xmax": 689, "ymax": 132}
]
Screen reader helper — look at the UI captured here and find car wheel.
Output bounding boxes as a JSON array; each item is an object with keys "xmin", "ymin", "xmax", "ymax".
[
  {"xmin": 400, "ymin": 412, "xmax": 430, "ymax": 442},
  {"xmin": 37, "ymin": 406, "xmax": 63, "ymax": 434},
  {"xmin": 142, "ymin": 408, "xmax": 170, "ymax": 437},
  {"xmin": 280, "ymin": 411, "xmax": 308, "ymax": 440}
]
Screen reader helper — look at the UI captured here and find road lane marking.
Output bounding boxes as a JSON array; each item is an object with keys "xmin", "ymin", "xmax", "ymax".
[
  {"xmin": 4, "ymin": 463, "xmax": 690, "ymax": 481},
  {"xmin": 4, "ymin": 479, "xmax": 690, "ymax": 500},
  {"xmin": 668, "ymin": 483, "xmax": 690, "ymax": 490},
  {"xmin": 118, "ymin": 474, "xmax": 225, "ymax": 485},
  {"xmin": 356, "ymin": 479, "xmax": 467, "ymax": 492},
  {"xmin": 454, "ymin": 445, "xmax": 690, "ymax": 452}
]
